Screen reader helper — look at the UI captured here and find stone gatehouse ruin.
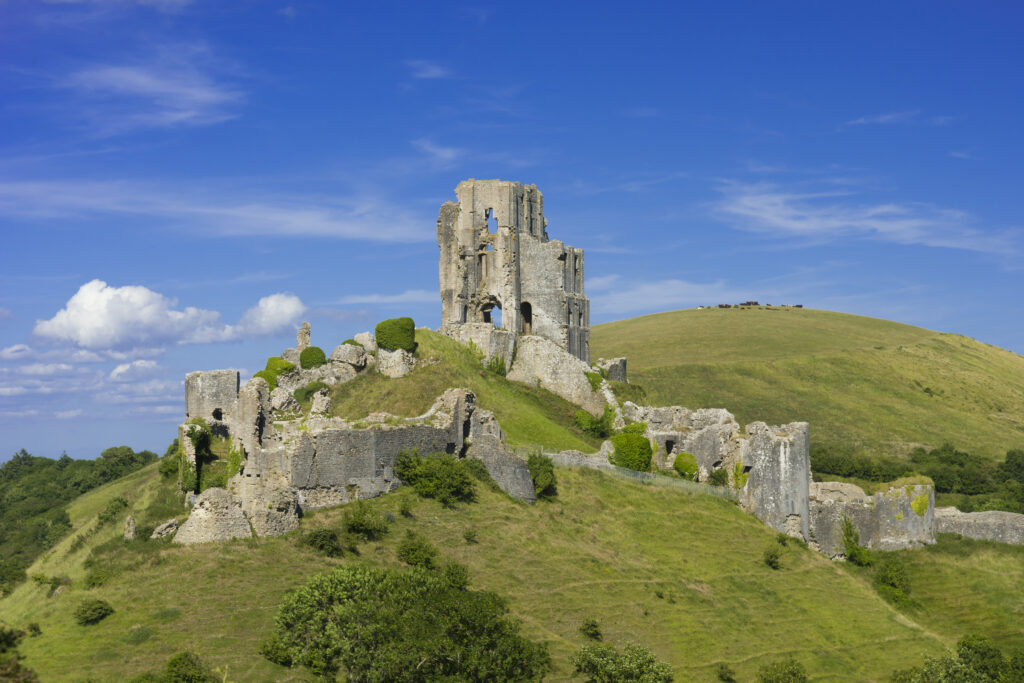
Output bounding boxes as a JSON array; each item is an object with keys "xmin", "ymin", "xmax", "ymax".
[
  {"xmin": 437, "ymin": 179, "xmax": 590, "ymax": 363},
  {"xmin": 169, "ymin": 177, "xmax": 1024, "ymax": 553}
]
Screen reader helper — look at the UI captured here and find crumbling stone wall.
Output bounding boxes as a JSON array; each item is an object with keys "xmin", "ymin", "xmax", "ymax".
[
  {"xmin": 185, "ymin": 370, "xmax": 239, "ymax": 435},
  {"xmin": 934, "ymin": 507, "xmax": 1024, "ymax": 545},
  {"xmin": 809, "ymin": 482, "xmax": 935, "ymax": 557},
  {"xmin": 437, "ymin": 179, "xmax": 590, "ymax": 362}
]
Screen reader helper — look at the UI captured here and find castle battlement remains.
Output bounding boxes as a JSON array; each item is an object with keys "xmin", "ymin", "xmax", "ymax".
[{"xmin": 437, "ymin": 179, "xmax": 590, "ymax": 363}]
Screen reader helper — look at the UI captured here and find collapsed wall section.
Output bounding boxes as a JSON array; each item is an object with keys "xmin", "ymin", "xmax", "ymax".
[
  {"xmin": 808, "ymin": 482, "xmax": 935, "ymax": 557},
  {"xmin": 185, "ymin": 370, "xmax": 239, "ymax": 436}
]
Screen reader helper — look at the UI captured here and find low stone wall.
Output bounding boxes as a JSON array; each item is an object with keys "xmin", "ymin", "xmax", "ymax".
[
  {"xmin": 809, "ymin": 482, "xmax": 935, "ymax": 558},
  {"xmin": 934, "ymin": 507, "xmax": 1024, "ymax": 545}
]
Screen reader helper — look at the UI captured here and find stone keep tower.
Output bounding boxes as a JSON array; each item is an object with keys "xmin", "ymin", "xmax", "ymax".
[{"xmin": 437, "ymin": 179, "xmax": 590, "ymax": 362}]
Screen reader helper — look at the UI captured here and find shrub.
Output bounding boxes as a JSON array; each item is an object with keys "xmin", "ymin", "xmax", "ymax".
[
  {"xmin": 461, "ymin": 457, "xmax": 501, "ymax": 492},
  {"xmin": 293, "ymin": 381, "xmax": 328, "ymax": 405},
  {"xmin": 301, "ymin": 528, "xmax": 346, "ymax": 558},
  {"xmin": 757, "ymin": 656, "xmax": 808, "ymax": 682},
  {"xmin": 672, "ymin": 452, "xmax": 698, "ymax": 480},
  {"xmin": 74, "ymin": 598, "xmax": 114, "ymax": 625},
  {"xmin": 253, "ymin": 356, "xmax": 295, "ymax": 392},
  {"xmin": 708, "ymin": 468, "xmax": 730, "ymax": 486},
  {"xmin": 842, "ymin": 517, "xmax": 874, "ymax": 566},
  {"xmin": 584, "ymin": 371, "xmax": 603, "ymax": 392},
  {"xmin": 763, "ymin": 546, "xmax": 782, "ymax": 570},
  {"xmin": 397, "ymin": 531, "xmax": 438, "ymax": 568},
  {"xmin": 124, "ymin": 625, "xmax": 154, "ymax": 645},
  {"xmin": 621, "ymin": 422, "xmax": 647, "ymax": 434},
  {"xmin": 527, "ymin": 453, "xmax": 557, "ymax": 498},
  {"xmin": 399, "ymin": 498, "xmax": 414, "ymax": 518},
  {"xmin": 716, "ymin": 662, "xmax": 738, "ymax": 682},
  {"xmin": 342, "ymin": 502, "xmax": 389, "ymax": 541},
  {"xmin": 97, "ymin": 496, "xmax": 128, "ymax": 526},
  {"xmin": 264, "ymin": 565, "xmax": 549, "ymax": 680},
  {"xmin": 375, "ymin": 317, "xmax": 416, "ymax": 353},
  {"xmin": 162, "ymin": 651, "xmax": 218, "ymax": 682},
  {"xmin": 463, "ymin": 527, "xmax": 478, "ymax": 544},
  {"xmin": 485, "ymin": 354, "xmax": 507, "ymax": 376},
  {"xmin": 575, "ymin": 405, "xmax": 616, "ymax": 439},
  {"xmin": 342, "ymin": 338, "xmax": 361, "ymax": 347},
  {"xmin": 733, "ymin": 462, "xmax": 749, "ymax": 489},
  {"xmin": 442, "ymin": 562, "xmax": 470, "ymax": 590},
  {"xmin": 159, "ymin": 439, "xmax": 180, "ymax": 478},
  {"xmin": 394, "ymin": 450, "xmax": 475, "ymax": 507},
  {"xmin": 610, "ymin": 433, "xmax": 653, "ymax": 471},
  {"xmin": 776, "ymin": 532, "xmax": 790, "ymax": 547},
  {"xmin": 579, "ymin": 618, "xmax": 602, "ymax": 641},
  {"xmin": 299, "ymin": 346, "xmax": 326, "ymax": 369},
  {"xmin": 572, "ymin": 642, "xmax": 673, "ymax": 682},
  {"xmin": 26, "ymin": 623, "xmax": 41, "ymax": 637}
]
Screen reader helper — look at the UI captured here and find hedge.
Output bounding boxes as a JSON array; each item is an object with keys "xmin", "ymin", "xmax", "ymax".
[
  {"xmin": 610, "ymin": 433, "xmax": 652, "ymax": 471},
  {"xmin": 375, "ymin": 317, "xmax": 416, "ymax": 353}
]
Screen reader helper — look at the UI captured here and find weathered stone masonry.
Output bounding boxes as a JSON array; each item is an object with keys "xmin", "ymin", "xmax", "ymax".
[{"xmin": 438, "ymin": 179, "xmax": 590, "ymax": 363}]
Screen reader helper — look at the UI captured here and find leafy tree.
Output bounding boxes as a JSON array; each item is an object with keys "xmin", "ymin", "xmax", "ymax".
[
  {"xmin": 527, "ymin": 452, "xmax": 557, "ymax": 498},
  {"xmin": 756, "ymin": 656, "xmax": 808, "ymax": 682},
  {"xmin": 264, "ymin": 565, "xmax": 550, "ymax": 680},
  {"xmin": 571, "ymin": 642, "xmax": 673, "ymax": 682}
]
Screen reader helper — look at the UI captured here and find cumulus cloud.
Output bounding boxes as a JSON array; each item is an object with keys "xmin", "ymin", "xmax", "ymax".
[
  {"xmin": 109, "ymin": 359, "xmax": 160, "ymax": 382},
  {"xmin": 236, "ymin": 293, "xmax": 307, "ymax": 335},
  {"xmin": 33, "ymin": 280, "xmax": 307, "ymax": 350}
]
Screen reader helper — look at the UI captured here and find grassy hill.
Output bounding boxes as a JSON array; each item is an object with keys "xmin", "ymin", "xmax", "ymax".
[
  {"xmin": 0, "ymin": 460, "xmax": 977, "ymax": 682},
  {"xmin": 591, "ymin": 307, "xmax": 1024, "ymax": 461}
]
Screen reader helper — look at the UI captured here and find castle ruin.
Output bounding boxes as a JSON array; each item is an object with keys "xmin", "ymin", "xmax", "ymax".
[{"xmin": 437, "ymin": 179, "xmax": 590, "ymax": 363}]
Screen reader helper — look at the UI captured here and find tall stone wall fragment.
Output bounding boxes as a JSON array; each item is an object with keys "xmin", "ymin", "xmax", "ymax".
[
  {"xmin": 437, "ymin": 179, "xmax": 590, "ymax": 362},
  {"xmin": 185, "ymin": 370, "xmax": 239, "ymax": 434},
  {"xmin": 173, "ymin": 488, "xmax": 252, "ymax": 545},
  {"xmin": 809, "ymin": 482, "xmax": 935, "ymax": 557},
  {"xmin": 740, "ymin": 422, "xmax": 810, "ymax": 539},
  {"xmin": 596, "ymin": 357, "xmax": 627, "ymax": 383}
]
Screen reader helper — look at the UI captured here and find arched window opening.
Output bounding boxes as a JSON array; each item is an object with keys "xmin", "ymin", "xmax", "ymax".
[
  {"xmin": 520, "ymin": 301, "xmax": 533, "ymax": 335},
  {"xmin": 481, "ymin": 300, "xmax": 503, "ymax": 328}
]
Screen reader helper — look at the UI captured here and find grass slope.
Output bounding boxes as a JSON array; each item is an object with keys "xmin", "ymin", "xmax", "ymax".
[
  {"xmin": 591, "ymin": 307, "xmax": 1024, "ymax": 460},
  {"xmin": 328, "ymin": 329, "xmax": 601, "ymax": 452},
  {"xmin": 0, "ymin": 460, "xmax": 978, "ymax": 682}
]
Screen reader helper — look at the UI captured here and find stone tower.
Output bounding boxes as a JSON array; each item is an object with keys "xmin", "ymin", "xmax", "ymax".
[{"xmin": 437, "ymin": 179, "xmax": 590, "ymax": 362}]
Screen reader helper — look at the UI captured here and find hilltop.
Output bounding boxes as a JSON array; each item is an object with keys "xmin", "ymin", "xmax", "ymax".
[{"xmin": 592, "ymin": 307, "xmax": 1024, "ymax": 461}]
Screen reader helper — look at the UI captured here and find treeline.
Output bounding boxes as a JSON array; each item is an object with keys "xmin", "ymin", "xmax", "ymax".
[
  {"xmin": 0, "ymin": 446, "xmax": 160, "ymax": 595},
  {"xmin": 812, "ymin": 443, "xmax": 1024, "ymax": 513}
]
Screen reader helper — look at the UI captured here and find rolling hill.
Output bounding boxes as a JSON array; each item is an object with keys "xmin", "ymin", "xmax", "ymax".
[{"xmin": 591, "ymin": 307, "xmax": 1024, "ymax": 461}]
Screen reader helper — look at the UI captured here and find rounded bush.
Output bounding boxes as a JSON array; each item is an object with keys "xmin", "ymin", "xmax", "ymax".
[
  {"xmin": 162, "ymin": 651, "xmax": 218, "ymax": 682},
  {"xmin": 527, "ymin": 453, "xmax": 557, "ymax": 498},
  {"xmin": 299, "ymin": 346, "xmax": 326, "ymax": 369},
  {"xmin": 672, "ymin": 452, "xmax": 698, "ymax": 479},
  {"xmin": 74, "ymin": 598, "xmax": 114, "ymax": 625},
  {"xmin": 708, "ymin": 468, "xmax": 730, "ymax": 486},
  {"xmin": 610, "ymin": 433, "xmax": 653, "ymax": 471},
  {"xmin": 375, "ymin": 317, "xmax": 416, "ymax": 353},
  {"xmin": 397, "ymin": 531, "xmax": 437, "ymax": 568}
]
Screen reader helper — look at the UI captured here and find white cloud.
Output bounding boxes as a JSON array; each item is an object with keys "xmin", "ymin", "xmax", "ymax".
[
  {"xmin": 55, "ymin": 409, "xmax": 83, "ymax": 419},
  {"xmin": 411, "ymin": 138, "xmax": 463, "ymax": 164},
  {"xmin": 590, "ymin": 277, "xmax": 750, "ymax": 315},
  {"xmin": 0, "ymin": 387, "xmax": 28, "ymax": 397},
  {"xmin": 0, "ymin": 409, "xmax": 38, "ymax": 417},
  {"xmin": 109, "ymin": 359, "xmax": 160, "ymax": 382},
  {"xmin": 18, "ymin": 363, "xmax": 74, "ymax": 376},
  {"xmin": 714, "ymin": 182, "xmax": 1019, "ymax": 254},
  {"xmin": 236, "ymin": 293, "xmax": 307, "ymax": 335},
  {"xmin": 0, "ymin": 344, "xmax": 32, "ymax": 360},
  {"xmin": 96, "ymin": 378, "xmax": 182, "ymax": 404},
  {"xmin": 405, "ymin": 60, "xmax": 451, "ymax": 79},
  {"xmin": 0, "ymin": 180, "xmax": 428, "ymax": 243},
  {"xmin": 33, "ymin": 279, "xmax": 308, "ymax": 350},
  {"xmin": 844, "ymin": 110, "xmax": 920, "ymax": 126},
  {"xmin": 338, "ymin": 289, "xmax": 436, "ymax": 305}
]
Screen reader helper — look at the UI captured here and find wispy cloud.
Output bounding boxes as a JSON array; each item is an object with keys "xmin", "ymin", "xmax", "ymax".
[
  {"xmin": 411, "ymin": 138, "xmax": 463, "ymax": 165},
  {"xmin": 588, "ymin": 275, "xmax": 751, "ymax": 315},
  {"xmin": 56, "ymin": 45, "xmax": 243, "ymax": 134},
  {"xmin": 714, "ymin": 181, "xmax": 1019, "ymax": 253},
  {"xmin": 339, "ymin": 289, "xmax": 437, "ymax": 305},
  {"xmin": 949, "ymin": 149, "xmax": 976, "ymax": 160},
  {"xmin": 844, "ymin": 110, "xmax": 921, "ymax": 126},
  {"xmin": 0, "ymin": 180, "xmax": 428, "ymax": 242},
  {"xmin": 55, "ymin": 409, "xmax": 84, "ymax": 419},
  {"xmin": 405, "ymin": 60, "xmax": 451, "ymax": 79}
]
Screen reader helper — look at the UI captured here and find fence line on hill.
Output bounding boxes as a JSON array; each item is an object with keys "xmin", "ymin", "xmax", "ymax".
[{"xmin": 507, "ymin": 445, "xmax": 739, "ymax": 501}]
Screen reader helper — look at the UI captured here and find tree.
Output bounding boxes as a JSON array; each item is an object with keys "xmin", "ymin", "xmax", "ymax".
[{"xmin": 572, "ymin": 643, "xmax": 673, "ymax": 682}]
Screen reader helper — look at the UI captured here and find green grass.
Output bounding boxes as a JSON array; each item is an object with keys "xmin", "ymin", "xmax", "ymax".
[
  {"xmin": 329, "ymin": 329, "xmax": 601, "ymax": 452},
  {"xmin": 591, "ymin": 307, "xmax": 1024, "ymax": 460},
  {"xmin": 2, "ymin": 460, "xmax": 967, "ymax": 682}
]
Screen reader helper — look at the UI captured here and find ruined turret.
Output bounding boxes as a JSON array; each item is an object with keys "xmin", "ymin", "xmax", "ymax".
[{"xmin": 437, "ymin": 179, "xmax": 590, "ymax": 362}]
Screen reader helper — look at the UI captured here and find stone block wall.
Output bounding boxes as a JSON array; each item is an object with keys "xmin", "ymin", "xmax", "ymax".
[
  {"xmin": 934, "ymin": 507, "xmax": 1024, "ymax": 545},
  {"xmin": 185, "ymin": 370, "xmax": 239, "ymax": 433},
  {"xmin": 808, "ymin": 482, "xmax": 935, "ymax": 558}
]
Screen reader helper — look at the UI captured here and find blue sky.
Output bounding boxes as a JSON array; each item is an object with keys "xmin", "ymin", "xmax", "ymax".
[{"xmin": 1, "ymin": 1, "xmax": 1022, "ymax": 460}]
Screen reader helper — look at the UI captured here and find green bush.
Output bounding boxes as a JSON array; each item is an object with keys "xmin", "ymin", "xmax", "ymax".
[
  {"xmin": 342, "ymin": 339, "xmax": 361, "ymax": 346},
  {"xmin": 579, "ymin": 618, "xmax": 602, "ymax": 641},
  {"xmin": 672, "ymin": 452, "xmax": 698, "ymax": 479},
  {"xmin": 74, "ymin": 598, "xmax": 114, "ymax": 625},
  {"xmin": 299, "ymin": 346, "xmax": 326, "ymax": 369},
  {"xmin": 342, "ymin": 502, "xmax": 390, "ymax": 541},
  {"xmin": 264, "ymin": 565, "xmax": 549, "ymax": 680},
  {"xmin": 252, "ymin": 356, "xmax": 295, "ymax": 392},
  {"xmin": 301, "ymin": 528, "xmax": 346, "ymax": 558},
  {"xmin": 527, "ymin": 453, "xmax": 557, "ymax": 498},
  {"xmin": 575, "ymin": 405, "xmax": 616, "ymax": 439},
  {"xmin": 572, "ymin": 642, "xmax": 673, "ymax": 682},
  {"xmin": 293, "ymin": 381, "xmax": 328, "ymax": 405},
  {"xmin": 842, "ymin": 517, "xmax": 874, "ymax": 566},
  {"xmin": 161, "ymin": 651, "xmax": 218, "ymax": 682},
  {"xmin": 620, "ymin": 422, "xmax": 647, "ymax": 434},
  {"xmin": 763, "ymin": 545, "xmax": 782, "ymax": 570},
  {"xmin": 757, "ymin": 656, "xmax": 808, "ymax": 682},
  {"xmin": 159, "ymin": 439, "xmax": 180, "ymax": 478},
  {"xmin": 394, "ymin": 450, "xmax": 475, "ymax": 508},
  {"xmin": 375, "ymin": 317, "xmax": 416, "ymax": 353},
  {"xmin": 708, "ymin": 468, "xmax": 730, "ymax": 486},
  {"xmin": 716, "ymin": 662, "xmax": 738, "ymax": 682},
  {"xmin": 397, "ymin": 531, "xmax": 438, "ymax": 568},
  {"xmin": 610, "ymin": 433, "xmax": 653, "ymax": 471},
  {"xmin": 463, "ymin": 527, "xmax": 478, "ymax": 544},
  {"xmin": 442, "ymin": 562, "xmax": 470, "ymax": 590},
  {"xmin": 584, "ymin": 371, "xmax": 603, "ymax": 393},
  {"xmin": 97, "ymin": 496, "xmax": 128, "ymax": 526},
  {"xmin": 485, "ymin": 354, "xmax": 507, "ymax": 376}
]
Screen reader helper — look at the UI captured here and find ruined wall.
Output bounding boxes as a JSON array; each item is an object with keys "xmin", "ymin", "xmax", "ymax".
[
  {"xmin": 934, "ymin": 507, "xmax": 1024, "ymax": 545},
  {"xmin": 739, "ymin": 422, "xmax": 811, "ymax": 539},
  {"xmin": 437, "ymin": 179, "xmax": 590, "ymax": 362},
  {"xmin": 185, "ymin": 370, "xmax": 239, "ymax": 434},
  {"xmin": 808, "ymin": 482, "xmax": 935, "ymax": 557}
]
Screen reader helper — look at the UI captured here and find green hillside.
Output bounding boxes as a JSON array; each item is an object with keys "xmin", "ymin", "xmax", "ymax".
[
  {"xmin": 591, "ymin": 307, "xmax": 1024, "ymax": 460},
  {"xmin": 0, "ymin": 460, "xmax": 967, "ymax": 682}
]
